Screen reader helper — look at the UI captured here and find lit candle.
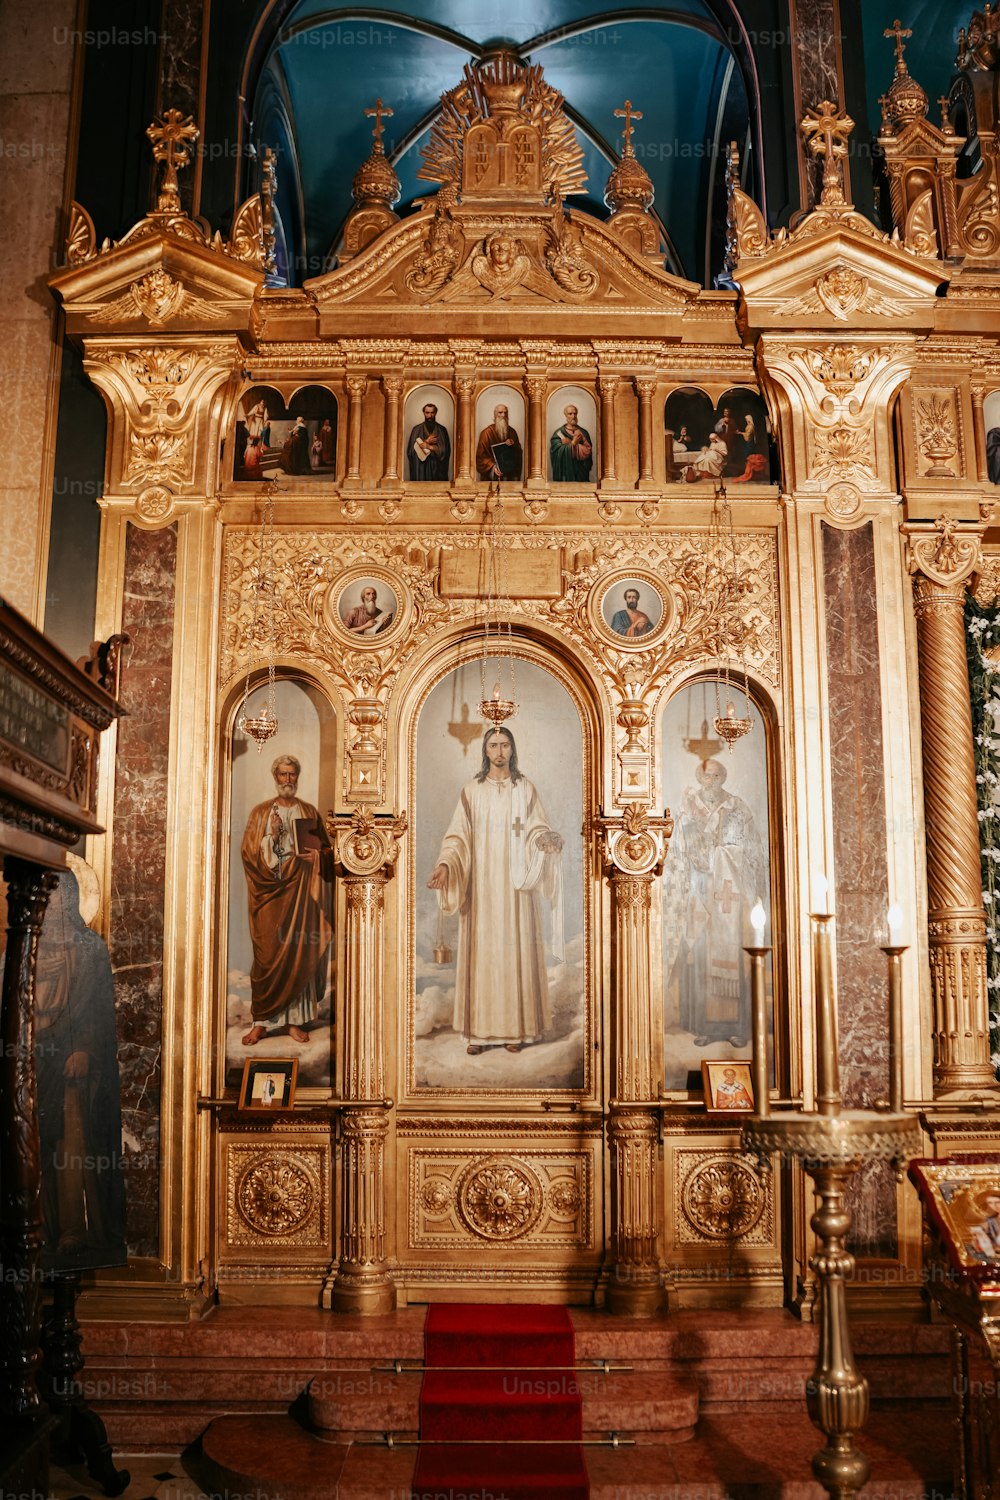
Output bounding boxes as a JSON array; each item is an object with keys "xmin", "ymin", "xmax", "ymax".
[
  {"xmin": 492, "ymin": 682, "xmax": 501, "ymax": 701},
  {"xmin": 883, "ymin": 903, "xmax": 906, "ymax": 1114},
  {"xmin": 812, "ymin": 875, "xmax": 840, "ymax": 1116},
  {"xmin": 747, "ymin": 901, "xmax": 770, "ymax": 1117}
]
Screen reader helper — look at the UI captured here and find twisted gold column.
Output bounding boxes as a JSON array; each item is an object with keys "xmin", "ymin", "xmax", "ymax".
[{"xmin": 910, "ymin": 534, "xmax": 997, "ymax": 1095}]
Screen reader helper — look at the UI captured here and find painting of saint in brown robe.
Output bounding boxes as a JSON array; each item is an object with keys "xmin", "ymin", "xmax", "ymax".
[{"xmin": 240, "ymin": 753, "xmax": 333, "ymax": 1045}]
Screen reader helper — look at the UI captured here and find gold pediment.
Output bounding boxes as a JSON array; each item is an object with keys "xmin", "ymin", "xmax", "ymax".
[
  {"xmin": 49, "ymin": 230, "xmax": 262, "ymax": 335},
  {"xmin": 305, "ymin": 201, "xmax": 701, "ymax": 329},
  {"xmin": 736, "ymin": 225, "xmax": 948, "ymax": 330}
]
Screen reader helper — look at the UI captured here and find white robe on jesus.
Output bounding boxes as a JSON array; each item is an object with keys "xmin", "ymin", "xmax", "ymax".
[{"xmin": 434, "ymin": 775, "xmax": 563, "ymax": 1045}]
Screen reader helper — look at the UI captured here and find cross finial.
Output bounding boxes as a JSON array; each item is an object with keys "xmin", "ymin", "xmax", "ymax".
[
  {"xmin": 938, "ymin": 94, "xmax": 954, "ymax": 132},
  {"xmin": 146, "ymin": 109, "xmax": 200, "ymax": 214},
  {"xmin": 364, "ymin": 97, "xmax": 393, "ymax": 150},
  {"xmin": 614, "ymin": 100, "xmax": 642, "ymax": 155},
  {"xmin": 884, "ymin": 18, "xmax": 912, "ymax": 71},
  {"xmin": 800, "ymin": 100, "xmax": 855, "ymax": 207}
]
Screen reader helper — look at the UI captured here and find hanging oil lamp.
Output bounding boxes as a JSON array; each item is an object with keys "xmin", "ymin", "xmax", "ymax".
[{"xmin": 237, "ymin": 481, "xmax": 280, "ymax": 750}]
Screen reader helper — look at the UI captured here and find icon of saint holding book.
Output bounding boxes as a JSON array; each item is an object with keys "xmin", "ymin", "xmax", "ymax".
[{"xmin": 240, "ymin": 754, "xmax": 332, "ymax": 1046}]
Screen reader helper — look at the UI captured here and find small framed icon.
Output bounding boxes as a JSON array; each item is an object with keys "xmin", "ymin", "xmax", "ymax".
[
  {"xmin": 238, "ymin": 1057, "xmax": 299, "ymax": 1110},
  {"xmin": 701, "ymin": 1060, "xmax": 754, "ymax": 1113}
]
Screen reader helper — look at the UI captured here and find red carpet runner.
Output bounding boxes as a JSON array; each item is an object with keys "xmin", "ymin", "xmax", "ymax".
[{"xmin": 411, "ymin": 1304, "xmax": 589, "ymax": 1500}]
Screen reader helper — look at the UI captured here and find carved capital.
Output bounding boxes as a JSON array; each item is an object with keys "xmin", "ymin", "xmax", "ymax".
[
  {"xmin": 84, "ymin": 339, "xmax": 241, "ymax": 499},
  {"xmin": 346, "ymin": 375, "xmax": 369, "ymax": 399},
  {"xmin": 329, "ymin": 807, "xmax": 407, "ymax": 879},
  {"xmin": 633, "ymin": 377, "xmax": 656, "ymax": 400},
  {"xmin": 598, "ymin": 375, "xmax": 620, "ymax": 400},
  {"xmin": 600, "ymin": 804, "xmax": 673, "ymax": 877},
  {"xmin": 907, "ymin": 518, "xmax": 981, "ymax": 588}
]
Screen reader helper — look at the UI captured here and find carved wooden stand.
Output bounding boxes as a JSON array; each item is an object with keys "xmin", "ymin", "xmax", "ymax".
[{"xmin": 41, "ymin": 1273, "xmax": 129, "ymax": 1496}]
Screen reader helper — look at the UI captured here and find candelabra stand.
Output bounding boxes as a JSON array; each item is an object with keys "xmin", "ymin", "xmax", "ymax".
[{"xmin": 741, "ymin": 914, "xmax": 922, "ymax": 1500}]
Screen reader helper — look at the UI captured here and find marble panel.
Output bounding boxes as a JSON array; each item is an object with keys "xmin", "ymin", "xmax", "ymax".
[
  {"xmin": 109, "ymin": 523, "xmax": 177, "ymax": 1258},
  {"xmin": 159, "ymin": 0, "xmax": 203, "ymax": 214},
  {"xmin": 793, "ymin": 0, "xmax": 844, "ymax": 207},
  {"xmin": 822, "ymin": 520, "xmax": 896, "ymax": 1256}
]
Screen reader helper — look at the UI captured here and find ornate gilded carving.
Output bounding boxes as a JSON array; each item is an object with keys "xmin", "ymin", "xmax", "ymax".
[
  {"xmin": 65, "ymin": 201, "xmax": 96, "ymax": 266},
  {"xmin": 915, "ymin": 391, "xmax": 961, "ymax": 477},
  {"xmin": 680, "ymin": 1155, "xmax": 767, "ymax": 1241},
  {"xmin": 224, "ymin": 1142, "xmax": 329, "ymax": 1250},
  {"xmin": 908, "ymin": 517, "xmax": 981, "ymax": 587},
  {"xmin": 801, "ymin": 345, "xmax": 882, "ymax": 399},
  {"xmin": 104, "ymin": 269, "xmax": 244, "ymax": 327},
  {"xmin": 236, "ymin": 1155, "xmax": 318, "ymax": 1237},
  {"xmin": 811, "ymin": 425, "xmax": 877, "ymax": 480},
  {"xmin": 602, "ymin": 804, "xmax": 673, "ymax": 878},
  {"xmin": 405, "ymin": 208, "xmax": 462, "ymax": 296},
  {"xmin": 408, "ymin": 1148, "xmax": 592, "ymax": 1249},
  {"xmin": 545, "ymin": 199, "xmax": 599, "ymax": 297},
  {"xmin": 457, "ymin": 1157, "xmax": 543, "ymax": 1241},
  {"xmin": 418, "ymin": 52, "xmax": 586, "ymax": 202}
]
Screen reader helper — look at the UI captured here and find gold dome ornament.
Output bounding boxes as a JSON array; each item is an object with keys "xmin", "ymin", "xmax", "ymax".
[
  {"xmin": 882, "ymin": 18, "xmax": 928, "ymax": 127},
  {"xmin": 351, "ymin": 97, "xmax": 401, "ymax": 209},
  {"xmin": 604, "ymin": 99, "xmax": 654, "ymax": 214}
]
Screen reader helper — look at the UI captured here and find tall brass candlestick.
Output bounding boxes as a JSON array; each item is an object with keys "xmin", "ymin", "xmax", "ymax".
[
  {"xmin": 746, "ymin": 901, "xmax": 771, "ymax": 1118},
  {"xmin": 812, "ymin": 912, "xmax": 841, "ymax": 1116},
  {"xmin": 747, "ymin": 944, "xmax": 771, "ymax": 1117},
  {"xmin": 881, "ymin": 943, "xmax": 906, "ymax": 1115}
]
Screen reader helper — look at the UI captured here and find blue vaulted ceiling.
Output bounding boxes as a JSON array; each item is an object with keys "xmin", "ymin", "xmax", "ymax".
[{"xmin": 249, "ymin": 2, "xmax": 756, "ymax": 287}]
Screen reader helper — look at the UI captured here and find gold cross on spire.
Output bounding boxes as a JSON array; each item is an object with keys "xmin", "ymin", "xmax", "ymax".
[
  {"xmin": 364, "ymin": 97, "xmax": 393, "ymax": 149},
  {"xmin": 884, "ymin": 18, "xmax": 912, "ymax": 70},
  {"xmin": 800, "ymin": 99, "xmax": 854, "ymax": 207},
  {"xmin": 146, "ymin": 109, "xmax": 200, "ymax": 214},
  {"xmin": 614, "ymin": 100, "xmax": 642, "ymax": 154}
]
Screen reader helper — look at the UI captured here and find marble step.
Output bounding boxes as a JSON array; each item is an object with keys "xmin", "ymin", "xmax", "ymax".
[
  {"xmin": 195, "ymin": 1403, "xmax": 956, "ymax": 1500},
  {"xmin": 308, "ymin": 1367, "xmax": 699, "ymax": 1443}
]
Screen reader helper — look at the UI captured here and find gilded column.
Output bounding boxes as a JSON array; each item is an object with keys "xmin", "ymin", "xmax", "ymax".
[
  {"xmin": 634, "ymin": 376, "xmax": 656, "ymax": 488},
  {"xmin": 601, "ymin": 807, "xmax": 672, "ymax": 1315},
  {"xmin": 380, "ymin": 375, "xmax": 403, "ymax": 486},
  {"xmin": 525, "ymin": 375, "xmax": 547, "ymax": 487},
  {"xmin": 598, "ymin": 375, "xmax": 619, "ymax": 486},
  {"xmin": 908, "ymin": 521, "xmax": 998, "ymax": 1095},
  {"xmin": 455, "ymin": 375, "xmax": 476, "ymax": 486},
  {"xmin": 328, "ymin": 809, "xmax": 406, "ymax": 1313},
  {"xmin": 344, "ymin": 375, "xmax": 368, "ymax": 487},
  {"xmin": 0, "ymin": 862, "xmax": 56, "ymax": 1422},
  {"xmin": 972, "ymin": 385, "xmax": 988, "ymax": 485}
]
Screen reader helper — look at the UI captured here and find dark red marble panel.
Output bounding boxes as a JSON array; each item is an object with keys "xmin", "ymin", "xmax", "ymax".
[
  {"xmin": 822, "ymin": 521, "xmax": 896, "ymax": 1256},
  {"xmin": 792, "ymin": 0, "xmax": 844, "ymax": 207},
  {"xmin": 109, "ymin": 523, "xmax": 177, "ymax": 1257}
]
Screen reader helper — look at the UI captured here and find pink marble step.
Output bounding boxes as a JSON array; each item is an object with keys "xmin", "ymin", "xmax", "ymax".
[
  {"xmin": 308, "ymin": 1367, "xmax": 699, "ymax": 1443},
  {"xmin": 198, "ymin": 1402, "xmax": 954, "ymax": 1500}
]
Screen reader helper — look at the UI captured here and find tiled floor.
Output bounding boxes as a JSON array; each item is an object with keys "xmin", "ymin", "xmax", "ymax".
[{"xmin": 49, "ymin": 1452, "xmax": 205, "ymax": 1500}]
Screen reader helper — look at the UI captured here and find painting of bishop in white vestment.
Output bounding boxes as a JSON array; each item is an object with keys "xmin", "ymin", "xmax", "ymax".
[{"xmin": 414, "ymin": 662, "xmax": 586, "ymax": 1092}]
